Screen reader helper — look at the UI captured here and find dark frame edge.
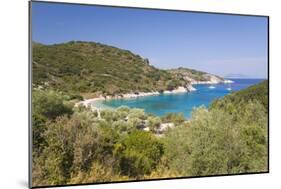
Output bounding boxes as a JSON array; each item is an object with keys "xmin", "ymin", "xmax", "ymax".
[
  {"xmin": 267, "ymin": 16, "xmax": 270, "ymax": 173},
  {"xmin": 28, "ymin": 1, "xmax": 33, "ymax": 188}
]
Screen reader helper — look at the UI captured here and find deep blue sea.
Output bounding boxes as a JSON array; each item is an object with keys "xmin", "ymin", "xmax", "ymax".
[{"xmin": 99, "ymin": 79, "xmax": 264, "ymax": 118}]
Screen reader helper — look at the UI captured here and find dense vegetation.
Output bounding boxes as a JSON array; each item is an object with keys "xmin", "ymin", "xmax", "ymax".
[
  {"xmin": 210, "ymin": 80, "xmax": 268, "ymax": 113},
  {"xmin": 167, "ymin": 67, "xmax": 224, "ymax": 82},
  {"xmin": 33, "ymin": 41, "xmax": 180, "ymax": 98},
  {"xmin": 32, "ymin": 41, "xmax": 221, "ymax": 99},
  {"xmin": 32, "ymin": 80, "xmax": 268, "ymax": 187}
]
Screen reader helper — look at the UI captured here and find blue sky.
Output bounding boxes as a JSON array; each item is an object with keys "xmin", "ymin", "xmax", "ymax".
[{"xmin": 32, "ymin": 2, "xmax": 268, "ymax": 78}]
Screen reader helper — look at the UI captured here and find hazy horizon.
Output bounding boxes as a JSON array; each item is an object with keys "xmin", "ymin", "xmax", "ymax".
[{"xmin": 32, "ymin": 2, "xmax": 268, "ymax": 79}]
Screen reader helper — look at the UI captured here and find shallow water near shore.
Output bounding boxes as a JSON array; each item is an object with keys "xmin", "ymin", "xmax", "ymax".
[{"xmin": 96, "ymin": 79, "xmax": 264, "ymax": 118}]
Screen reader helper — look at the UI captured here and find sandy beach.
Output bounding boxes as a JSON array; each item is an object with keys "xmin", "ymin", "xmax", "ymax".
[{"xmin": 75, "ymin": 79, "xmax": 234, "ymax": 108}]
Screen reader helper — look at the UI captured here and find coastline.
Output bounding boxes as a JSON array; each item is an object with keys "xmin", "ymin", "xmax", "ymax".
[
  {"xmin": 190, "ymin": 79, "xmax": 234, "ymax": 85},
  {"xmin": 75, "ymin": 79, "xmax": 234, "ymax": 108},
  {"xmin": 75, "ymin": 86, "xmax": 192, "ymax": 108}
]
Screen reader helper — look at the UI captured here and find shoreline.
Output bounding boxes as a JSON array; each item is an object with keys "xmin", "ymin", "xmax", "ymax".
[
  {"xmin": 191, "ymin": 79, "xmax": 234, "ymax": 85},
  {"xmin": 75, "ymin": 79, "xmax": 234, "ymax": 108}
]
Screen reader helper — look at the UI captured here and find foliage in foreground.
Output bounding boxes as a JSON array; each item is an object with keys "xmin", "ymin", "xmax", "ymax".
[
  {"xmin": 163, "ymin": 103, "xmax": 268, "ymax": 176},
  {"xmin": 32, "ymin": 81, "xmax": 268, "ymax": 186}
]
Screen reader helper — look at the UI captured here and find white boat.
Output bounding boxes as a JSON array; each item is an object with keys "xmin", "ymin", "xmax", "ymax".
[
  {"xmin": 209, "ymin": 85, "xmax": 215, "ymax": 89},
  {"xmin": 226, "ymin": 87, "xmax": 232, "ymax": 91}
]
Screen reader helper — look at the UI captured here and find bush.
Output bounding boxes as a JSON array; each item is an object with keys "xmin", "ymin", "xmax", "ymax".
[
  {"xmin": 69, "ymin": 161, "xmax": 127, "ymax": 184},
  {"xmin": 163, "ymin": 104, "xmax": 268, "ymax": 176},
  {"xmin": 162, "ymin": 113, "xmax": 185, "ymax": 125},
  {"xmin": 114, "ymin": 131, "xmax": 164, "ymax": 177},
  {"xmin": 32, "ymin": 113, "xmax": 47, "ymax": 154},
  {"xmin": 144, "ymin": 156, "xmax": 180, "ymax": 179},
  {"xmin": 100, "ymin": 109, "xmax": 121, "ymax": 122},
  {"xmin": 32, "ymin": 90, "xmax": 74, "ymax": 156},
  {"xmin": 128, "ymin": 108, "xmax": 147, "ymax": 120},
  {"xmin": 32, "ymin": 110, "xmax": 120, "ymax": 186},
  {"xmin": 69, "ymin": 93, "xmax": 84, "ymax": 101},
  {"xmin": 32, "ymin": 80, "xmax": 268, "ymax": 186},
  {"xmin": 33, "ymin": 90, "xmax": 73, "ymax": 120},
  {"xmin": 147, "ymin": 116, "xmax": 162, "ymax": 133}
]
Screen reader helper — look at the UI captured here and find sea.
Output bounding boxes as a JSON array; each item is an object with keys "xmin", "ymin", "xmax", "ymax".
[{"xmin": 97, "ymin": 79, "xmax": 265, "ymax": 118}]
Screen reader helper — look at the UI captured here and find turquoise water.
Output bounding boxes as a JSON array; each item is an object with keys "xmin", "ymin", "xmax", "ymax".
[{"xmin": 100, "ymin": 79, "xmax": 264, "ymax": 118}]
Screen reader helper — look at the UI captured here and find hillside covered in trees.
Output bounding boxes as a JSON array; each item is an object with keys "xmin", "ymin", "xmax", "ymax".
[
  {"xmin": 32, "ymin": 41, "xmax": 223, "ymax": 99},
  {"xmin": 211, "ymin": 80, "xmax": 268, "ymax": 112},
  {"xmin": 32, "ymin": 80, "xmax": 268, "ymax": 187}
]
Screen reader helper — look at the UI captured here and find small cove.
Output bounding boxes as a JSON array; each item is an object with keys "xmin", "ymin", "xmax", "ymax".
[{"xmin": 95, "ymin": 79, "xmax": 264, "ymax": 118}]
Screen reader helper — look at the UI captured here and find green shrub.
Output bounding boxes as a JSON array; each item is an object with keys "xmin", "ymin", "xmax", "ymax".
[
  {"xmin": 148, "ymin": 116, "xmax": 162, "ymax": 133},
  {"xmin": 32, "ymin": 89, "xmax": 74, "ymax": 156},
  {"xmin": 163, "ymin": 104, "xmax": 268, "ymax": 176},
  {"xmin": 32, "ymin": 113, "xmax": 47, "ymax": 155},
  {"xmin": 114, "ymin": 131, "xmax": 164, "ymax": 177},
  {"xmin": 33, "ymin": 90, "xmax": 73, "ymax": 120},
  {"xmin": 32, "ymin": 110, "xmax": 120, "ymax": 186},
  {"xmin": 69, "ymin": 161, "xmax": 127, "ymax": 184},
  {"xmin": 32, "ymin": 80, "xmax": 268, "ymax": 186},
  {"xmin": 162, "ymin": 112, "xmax": 185, "ymax": 125}
]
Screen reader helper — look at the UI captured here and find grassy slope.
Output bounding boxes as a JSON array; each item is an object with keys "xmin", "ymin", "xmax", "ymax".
[
  {"xmin": 167, "ymin": 67, "xmax": 224, "ymax": 82},
  {"xmin": 33, "ymin": 41, "xmax": 188, "ymax": 97},
  {"xmin": 210, "ymin": 80, "xmax": 268, "ymax": 112},
  {"xmin": 33, "ymin": 41, "xmax": 223, "ymax": 98}
]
